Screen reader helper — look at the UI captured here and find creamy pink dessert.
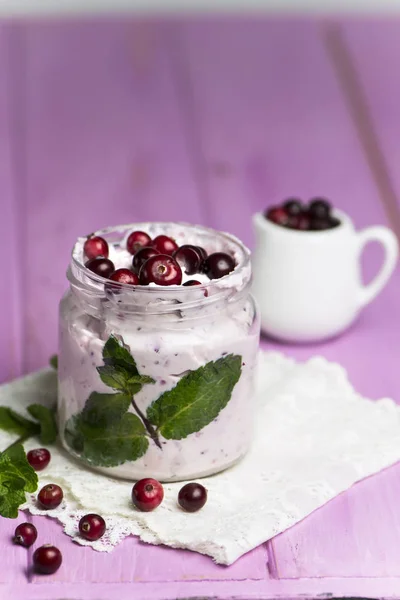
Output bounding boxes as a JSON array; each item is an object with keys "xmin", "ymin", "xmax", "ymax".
[{"xmin": 58, "ymin": 222, "xmax": 260, "ymax": 482}]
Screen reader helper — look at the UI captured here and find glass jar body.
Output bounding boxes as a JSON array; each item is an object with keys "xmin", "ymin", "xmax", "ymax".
[{"xmin": 58, "ymin": 223, "xmax": 260, "ymax": 482}]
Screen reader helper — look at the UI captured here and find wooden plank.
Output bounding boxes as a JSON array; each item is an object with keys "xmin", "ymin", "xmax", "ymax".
[
  {"xmin": 22, "ymin": 19, "xmax": 204, "ymax": 374},
  {"xmin": 8, "ymin": 575, "xmax": 400, "ymax": 600},
  {"xmin": 27, "ymin": 516, "xmax": 268, "ymax": 584},
  {"xmin": 340, "ymin": 20, "xmax": 400, "ymax": 229},
  {"xmin": 0, "ymin": 515, "xmax": 29, "ymax": 583},
  {"xmin": 180, "ymin": 16, "xmax": 400, "ymax": 582},
  {"xmin": 0, "ymin": 25, "xmax": 23, "ymax": 382},
  {"xmin": 271, "ymin": 463, "xmax": 400, "ymax": 578}
]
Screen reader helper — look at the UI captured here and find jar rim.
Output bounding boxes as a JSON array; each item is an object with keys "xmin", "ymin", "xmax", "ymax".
[{"xmin": 68, "ymin": 222, "xmax": 252, "ymax": 314}]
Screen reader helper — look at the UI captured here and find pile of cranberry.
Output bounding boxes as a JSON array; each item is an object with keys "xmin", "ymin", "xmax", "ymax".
[
  {"xmin": 15, "ymin": 447, "xmax": 208, "ymax": 575},
  {"xmin": 265, "ymin": 197, "xmax": 340, "ymax": 231},
  {"xmin": 83, "ymin": 230, "xmax": 236, "ymax": 287}
]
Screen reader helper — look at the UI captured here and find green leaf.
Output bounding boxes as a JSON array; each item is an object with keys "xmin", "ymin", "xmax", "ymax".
[
  {"xmin": 97, "ymin": 365, "xmax": 155, "ymax": 394},
  {"xmin": 80, "ymin": 392, "xmax": 132, "ymax": 428},
  {"xmin": 146, "ymin": 354, "xmax": 242, "ymax": 440},
  {"xmin": 0, "ymin": 444, "xmax": 39, "ymax": 518},
  {"xmin": 27, "ymin": 404, "xmax": 58, "ymax": 444},
  {"xmin": 0, "ymin": 407, "xmax": 39, "ymax": 437},
  {"xmin": 2, "ymin": 444, "xmax": 38, "ymax": 493},
  {"xmin": 49, "ymin": 355, "xmax": 58, "ymax": 370},
  {"xmin": 102, "ymin": 335, "xmax": 139, "ymax": 374},
  {"xmin": 65, "ymin": 412, "xmax": 149, "ymax": 467}
]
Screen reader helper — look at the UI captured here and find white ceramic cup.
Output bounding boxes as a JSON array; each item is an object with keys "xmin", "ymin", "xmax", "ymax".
[{"xmin": 252, "ymin": 209, "xmax": 399, "ymax": 343}]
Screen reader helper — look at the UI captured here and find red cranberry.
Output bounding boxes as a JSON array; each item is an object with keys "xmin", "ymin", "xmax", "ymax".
[
  {"xmin": 13, "ymin": 522, "xmax": 38, "ymax": 547},
  {"xmin": 152, "ymin": 235, "xmax": 179, "ymax": 256},
  {"xmin": 173, "ymin": 245, "xmax": 202, "ymax": 275},
  {"xmin": 83, "ymin": 235, "xmax": 109, "ymax": 260},
  {"xmin": 109, "ymin": 268, "xmax": 139, "ymax": 285},
  {"xmin": 139, "ymin": 255, "xmax": 182, "ymax": 286},
  {"xmin": 288, "ymin": 213, "xmax": 310, "ymax": 231},
  {"xmin": 127, "ymin": 231, "xmax": 152, "ymax": 255},
  {"xmin": 33, "ymin": 545, "xmax": 62, "ymax": 574},
  {"xmin": 265, "ymin": 207, "xmax": 289, "ymax": 226},
  {"xmin": 79, "ymin": 513, "xmax": 106, "ymax": 541},
  {"xmin": 85, "ymin": 257, "xmax": 115, "ymax": 278},
  {"xmin": 196, "ymin": 246, "xmax": 208, "ymax": 260},
  {"xmin": 27, "ymin": 448, "xmax": 51, "ymax": 471},
  {"xmin": 283, "ymin": 198, "xmax": 303, "ymax": 216},
  {"xmin": 329, "ymin": 216, "xmax": 341, "ymax": 229},
  {"xmin": 310, "ymin": 217, "xmax": 331, "ymax": 231},
  {"xmin": 132, "ymin": 246, "xmax": 160, "ymax": 273},
  {"xmin": 132, "ymin": 478, "xmax": 164, "ymax": 512},
  {"xmin": 183, "ymin": 280, "xmax": 202, "ymax": 286},
  {"xmin": 37, "ymin": 484, "xmax": 63, "ymax": 510},
  {"xmin": 308, "ymin": 197, "xmax": 331, "ymax": 219},
  {"xmin": 202, "ymin": 252, "xmax": 235, "ymax": 279},
  {"xmin": 178, "ymin": 482, "xmax": 207, "ymax": 513}
]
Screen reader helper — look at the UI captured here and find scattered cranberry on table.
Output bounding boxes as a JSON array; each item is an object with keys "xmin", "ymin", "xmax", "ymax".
[
  {"xmin": 152, "ymin": 234, "xmax": 179, "ymax": 256},
  {"xmin": 126, "ymin": 230, "xmax": 152, "ymax": 255},
  {"xmin": 79, "ymin": 513, "xmax": 106, "ymax": 541},
  {"xmin": 13, "ymin": 522, "xmax": 38, "ymax": 547},
  {"xmin": 178, "ymin": 482, "xmax": 207, "ymax": 513},
  {"xmin": 132, "ymin": 478, "xmax": 164, "ymax": 512},
  {"xmin": 83, "ymin": 235, "xmax": 109, "ymax": 260},
  {"xmin": 26, "ymin": 448, "xmax": 51, "ymax": 471},
  {"xmin": 139, "ymin": 254, "xmax": 182, "ymax": 286},
  {"xmin": 265, "ymin": 197, "xmax": 341, "ymax": 231},
  {"xmin": 37, "ymin": 484, "xmax": 64, "ymax": 510},
  {"xmin": 85, "ymin": 257, "xmax": 115, "ymax": 278},
  {"xmin": 33, "ymin": 545, "xmax": 62, "ymax": 574}
]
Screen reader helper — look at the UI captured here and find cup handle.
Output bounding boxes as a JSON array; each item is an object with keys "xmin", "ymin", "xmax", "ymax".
[{"xmin": 357, "ymin": 226, "xmax": 399, "ymax": 308}]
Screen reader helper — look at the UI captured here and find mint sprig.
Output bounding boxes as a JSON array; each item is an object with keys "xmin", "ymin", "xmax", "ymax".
[
  {"xmin": 65, "ymin": 412, "xmax": 149, "ymax": 468},
  {"xmin": 65, "ymin": 335, "xmax": 243, "ymax": 468},
  {"xmin": 0, "ymin": 407, "xmax": 40, "ymax": 438},
  {"xmin": 0, "ymin": 402, "xmax": 57, "ymax": 518},
  {"xmin": 147, "ymin": 355, "xmax": 242, "ymax": 440},
  {"xmin": 0, "ymin": 404, "xmax": 57, "ymax": 446},
  {"xmin": 0, "ymin": 444, "xmax": 38, "ymax": 518}
]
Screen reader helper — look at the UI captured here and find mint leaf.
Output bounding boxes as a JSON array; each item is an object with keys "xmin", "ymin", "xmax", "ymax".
[
  {"xmin": 0, "ymin": 444, "xmax": 38, "ymax": 518},
  {"xmin": 102, "ymin": 335, "xmax": 139, "ymax": 375},
  {"xmin": 3, "ymin": 444, "xmax": 38, "ymax": 492},
  {"xmin": 65, "ymin": 412, "xmax": 149, "ymax": 467},
  {"xmin": 27, "ymin": 404, "xmax": 58, "ymax": 444},
  {"xmin": 0, "ymin": 407, "xmax": 39, "ymax": 437},
  {"xmin": 49, "ymin": 355, "xmax": 58, "ymax": 370},
  {"xmin": 147, "ymin": 354, "xmax": 242, "ymax": 440},
  {"xmin": 97, "ymin": 365, "xmax": 155, "ymax": 394},
  {"xmin": 80, "ymin": 392, "xmax": 131, "ymax": 428}
]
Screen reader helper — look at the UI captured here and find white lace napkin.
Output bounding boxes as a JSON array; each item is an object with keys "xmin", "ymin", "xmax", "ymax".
[{"xmin": 1, "ymin": 351, "xmax": 400, "ymax": 565}]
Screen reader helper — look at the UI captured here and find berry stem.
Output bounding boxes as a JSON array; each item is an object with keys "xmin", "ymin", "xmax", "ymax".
[{"xmin": 130, "ymin": 397, "xmax": 162, "ymax": 450}]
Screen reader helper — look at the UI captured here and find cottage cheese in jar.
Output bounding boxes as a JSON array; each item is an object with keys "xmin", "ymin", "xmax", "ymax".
[{"xmin": 58, "ymin": 222, "xmax": 260, "ymax": 482}]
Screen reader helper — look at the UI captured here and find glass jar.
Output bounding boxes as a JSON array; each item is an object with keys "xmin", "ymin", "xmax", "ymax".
[{"xmin": 58, "ymin": 222, "xmax": 260, "ymax": 482}]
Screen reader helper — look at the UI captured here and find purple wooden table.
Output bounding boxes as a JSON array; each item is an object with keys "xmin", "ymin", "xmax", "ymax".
[{"xmin": 1, "ymin": 17, "xmax": 400, "ymax": 599}]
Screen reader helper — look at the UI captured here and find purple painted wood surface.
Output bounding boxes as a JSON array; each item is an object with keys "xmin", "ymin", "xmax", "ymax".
[
  {"xmin": 0, "ymin": 26, "xmax": 24, "ymax": 382},
  {"xmin": 1, "ymin": 17, "xmax": 400, "ymax": 600},
  {"xmin": 22, "ymin": 20, "xmax": 205, "ymax": 374}
]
